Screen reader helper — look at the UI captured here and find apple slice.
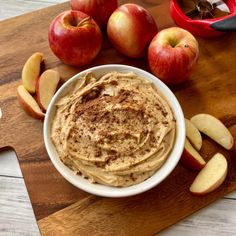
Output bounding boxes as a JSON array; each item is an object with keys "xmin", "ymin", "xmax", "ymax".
[
  {"xmin": 17, "ymin": 85, "xmax": 45, "ymax": 120},
  {"xmin": 191, "ymin": 114, "xmax": 234, "ymax": 150},
  {"xmin": 181, "ymin": 139, "xmax": 206, "ymax": 171},
  {"xmin": 36, "ymin": 69, "xmax": 60, "ymax": 111},
  {"xmin": 22, "ymin": 52, "xmax": 44, "ymax": 93},
  {"xmin": 185, "ymin": 118, "xmax": 202, "ymax": 150},
  {"xmin": 190, "ymin": 153, "xmax": 228, "ymax": 195}
]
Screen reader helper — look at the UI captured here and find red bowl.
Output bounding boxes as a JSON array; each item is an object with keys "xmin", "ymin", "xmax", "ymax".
[{"xmin": 170, "ymin": 0, "xmax": 236, "ymax": 37}]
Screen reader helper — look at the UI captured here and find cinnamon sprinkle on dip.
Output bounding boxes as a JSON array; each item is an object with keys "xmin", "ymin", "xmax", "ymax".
[{"xmin": 51, "ymin": 72, "xmax": 176, "ymax": 187}]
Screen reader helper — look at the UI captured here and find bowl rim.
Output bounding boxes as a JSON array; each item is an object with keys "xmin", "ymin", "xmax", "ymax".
[{"xmin": 44, "ymin": 64, "xmax": 185, "ymax": 197}]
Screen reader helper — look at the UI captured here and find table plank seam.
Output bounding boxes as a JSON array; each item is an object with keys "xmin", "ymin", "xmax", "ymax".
[
  {"xmin": 222, "ymin": 196, "xmax": 236, "ymax": 200},
  {"xmin": 0, "ymin": 174, "xmax": 23, "ymax": 179}
]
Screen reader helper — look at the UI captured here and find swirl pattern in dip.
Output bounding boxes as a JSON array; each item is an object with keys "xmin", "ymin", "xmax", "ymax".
[{"xmin": 51, "ymin": 71, "xmax": 176, "ymax": 187}]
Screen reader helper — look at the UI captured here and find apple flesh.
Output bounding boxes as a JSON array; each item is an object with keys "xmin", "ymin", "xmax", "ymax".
[
  {"xmin": 36, "ymin": 69, "xmax": 60, "ymax": 111},
  {"xmin": 181, "ymin": 139, "xmax": 206, "ymax": 171},
  {"xmin": 107, "ymin": 3, "xmax": 158, "ymax": 58},
  {"xmin": 185, "ymin": 118, "xmax": 202, "ymax": 150},
  {"xmin": 17, "ymin": 85, "xmax": 45, "ymax": 120},
  {"xmin": 190, "ymin": 153, "xmax": 228, "ymax": 195},
  {"xmin": 70, "ymin": 0, "xmax": 118, "ymax": 28},
  {"xmin": 148, "ymin": 27, "xmax": 199, "ymax": 85},
  {"xmin": 48, "ymin": 10, "xmax": 102, "ymax": 67},
  {"xmin": 191, "ymin": 114, "xmax": 234, "ymax": 150},
  {"xmin": 22, "ymin": 52, "xmax": 44, "ymax": 93}
]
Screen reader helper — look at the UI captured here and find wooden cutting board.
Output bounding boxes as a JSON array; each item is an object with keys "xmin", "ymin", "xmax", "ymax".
[{"xmin": 0, "ymin": 0, "xmax": 236, "ymax": 235}]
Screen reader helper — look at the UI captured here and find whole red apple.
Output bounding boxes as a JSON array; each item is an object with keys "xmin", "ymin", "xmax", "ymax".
[
  {"xmin": 48, "ymin": 10, "xmax": 102, "ymax": 67},
  {"xmin": 70, "ymin": 0, "xmax": 118, "ymax": 28},
  {"xmin": 148, "ymin": 27, "xmax": 199, "ymax": 85},
  {"xmin": 107, "ymin": 3, "xmax": 158, "ymax": 58}
]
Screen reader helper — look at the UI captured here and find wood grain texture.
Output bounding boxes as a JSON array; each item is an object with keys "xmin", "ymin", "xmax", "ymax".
[
  {"xmin": 159, "ymin": 198, "xmax": 236, "ymax": 236},
  {"xmin": 0, "ymin": 0, "xmax": 66, "ymax": 20},
  {"xmin": 38, "ymin": 155, "xmax": 236, "ymax": 236},
  {"xmin": 0, "ymin": 149, "xmax": 22, "ymax": 177},
  {"xmin": 0, "ymin": 2, "xmax": 91, "ymax": 221},
  {"xmin": 0, "ymin": 0, "xmax": 236, "ymax": 235},
  {"xmin": 0, "ymin": 176, "xmax": 40, "ymax": 236}
]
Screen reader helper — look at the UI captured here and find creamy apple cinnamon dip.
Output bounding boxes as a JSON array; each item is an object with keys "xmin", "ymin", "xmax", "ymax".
[{"xmin": 51, "ymin": 71, "xmax": 176, "ymax": 187}]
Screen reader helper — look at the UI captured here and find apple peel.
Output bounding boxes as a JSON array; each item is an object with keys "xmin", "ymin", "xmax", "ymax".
[
  {"xmin": 107, "ymin": 3, "xmax": 158, "ymax": 58},
  {"xmin": 36, "ymin": 69, "xmax": 60, "ymax": 111},
  {"xmin": 148, "ymin": 27, "xmax": 199, "ymax": 85},
  {"xmin": 181, "ymin": 139, "xmax": 206, "ymax": 171},
  {"xmin": 48, "ymin": 10, "xmax": 102, "ymax": 67},
  {"xmin": 190, "ymin": 153, "xmax": 228, "ymax": 195},
  {"xmin": 191, "ymin": 114, "xmax": 234, "ymax": 150},
  {"xmin": 22, "ymin": 52, "xmax": 44, "ymax": 93},
  {"xmin": 17, "ymin": 85, "xmax": 45, "ymax": 120},
  {"xmin": 70, "ymin": 0, "xmax": 118, "ymax": 28}
]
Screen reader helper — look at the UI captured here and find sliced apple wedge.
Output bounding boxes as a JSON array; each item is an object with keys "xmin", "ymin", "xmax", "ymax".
[
  {"xmin": 22, "ymin": 52, "xmax": 44, "ymax": 93},
  {"xmin": 190, "ymin": 153, "xmax": 228, "ymax": 195},
  {"xmin": 17, "ymin": 85, "xmax": 45, "ymax": 120},
  {"xmin": 185, "ymin": 118, "xmax": 202, "ymax": 150},
  {"xmin": 181, "ymin": 139, "xmax": 206, "ymax": 171},
  {"xmin": 36, "ymin": 69, "xmax": 60, "ymax": 111},
  {"xmin": 191, "ymin": 114, "xmax": 234, "ymax": 150}
]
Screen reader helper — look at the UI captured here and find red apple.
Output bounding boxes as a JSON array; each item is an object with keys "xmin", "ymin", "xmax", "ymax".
[
  {"xmin": 107, "ymin": 3, "xmax": 158, "ymax": 58},
  {"xmin": 148, "ymin": 27, "xmax": 199, "ymax": 85},
  {"xmin": 17, "ymin": 85, "xmax": 45, "ymax": 120},
  {"xmin": 70, "ymin": 0, "xmax": 118, "ymax": 28},
  {"xmin": 48, "ymin": 10, "xmax": 102, "ymax": 67},
  {"xmin": 180, "ymin": 139, "xmax": 206, "ymax": 171}
]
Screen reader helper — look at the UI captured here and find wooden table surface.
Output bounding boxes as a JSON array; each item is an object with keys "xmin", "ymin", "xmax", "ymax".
[{"xmin": 1, "ymin": 1, "xmax": 236, "ymax": 235}]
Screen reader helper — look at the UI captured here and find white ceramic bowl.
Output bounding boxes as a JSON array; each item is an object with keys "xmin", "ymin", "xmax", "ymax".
[{"xmin": 44, "ymin": 64, "xmax": 185, "ymax": 197}]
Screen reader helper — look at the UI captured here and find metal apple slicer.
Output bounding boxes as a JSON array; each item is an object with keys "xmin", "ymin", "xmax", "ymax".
[{"xmin": 170, "ymin": 0, "xmax": 236, "ymax": 37}]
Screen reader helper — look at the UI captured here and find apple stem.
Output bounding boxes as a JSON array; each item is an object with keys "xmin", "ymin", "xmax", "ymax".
[{"xmin": 77, "ymin": 16, "xmax": 92, "ymax": 27}]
